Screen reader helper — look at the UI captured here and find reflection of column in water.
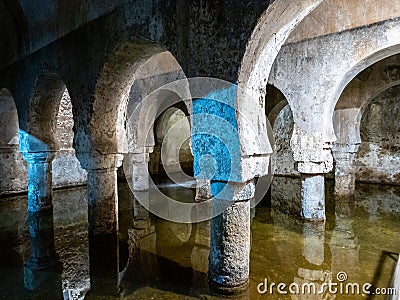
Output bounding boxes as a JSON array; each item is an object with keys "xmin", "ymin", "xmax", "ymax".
[
  {"xmin": 303, "ymin": 221, "xmax": 325, "ymax": 266},
  {"xmin": 190, "ymin": 220, "xmax": 210, "ymax": 295},
  {"xmin": 330, "ymin": 196, "xmax": 359, "ymax": 281},
  {"xmin": 292, "ymin": 222, "xmax": 329, "ymax": 300},
  {"xmin": 133, "ymin": 193, "xmax": 150, "ymax": 230},
  {"xmin": 24, "ymin": 210, "xmax": 62, "ymax": 297},
  {"xmin": 126, "ymin": 223, "xmax": 159, "ymax": 283},
  {"xmin": 292, "ymin": 268, "xmax": 333, "ymax": 300},
  {"xmin": 292, "ymin": 221, "xmax": 334, "ymax": 300},
  {"xmin": 270, "ymin": 208, "xmax": 302, "ymax": 270},
  {"xmin": 22, "ymin": 152, "xmax": 61, "ymax": 296}
]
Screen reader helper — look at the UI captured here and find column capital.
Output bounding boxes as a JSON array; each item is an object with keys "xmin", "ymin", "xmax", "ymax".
[
  {"xmin": 291, "ymin": 125, "xmax": 334, "ymax": 174},
  {"xmin": 211, "ymin": 180, "xmax": 256, "ymax": 201},
  {"xmin": 131, "ymin": 152, "xmax": 150, "ymax": 163},
  {"xmin": 76, "ymin": 153, "xmax": 123, "ymax": 171}
]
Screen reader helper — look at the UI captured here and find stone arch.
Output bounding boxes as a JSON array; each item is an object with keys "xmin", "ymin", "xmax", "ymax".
[
  {"xmin": 329, "ymin": 41, "xmax": 400, "ymax": 126},
  {"xmin": 0, "ymin": 88, "xmax": 19, "ymax": 149},
  {"xmin": 264, "ymin": 85, "xmax": 297, "ymax": 177},
  {"xmin": 334, "ymin": 54, "xmax": 400, "ymax": 147},
  {"xmin": 267, "ymin": 17, "xmax": 400, "ymax": 177},
  {"xmin": 89, "ymin": 40, "xmax": 191, "ymax": 157},
  {"xmin": 356, "ymin": 85, "xmax": 400, "ymax": 184},
  {"xmin": 332, "ymin": 53, "xmax": 400, "ymax": 194},
  {"xmin": 8, "ymin": 71, "xmax": 86, "ymax": 189},
  {"xmin": 0, "ymin": 88, "xmax": 27, "ymax": 194},
  {"xmin": 127, "ymin": 87, "xmax": 191, "ymax": 155},
  {"xmin": 235, "ymin": 0, "xmax": 323, "ymax": 180},
  {"xmin": 18, "ymin": 73, "xmax": 67, "ymax": 153}
]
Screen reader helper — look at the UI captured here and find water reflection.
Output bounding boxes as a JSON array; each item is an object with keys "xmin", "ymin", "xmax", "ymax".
[
  {"xmin": 0, "ymin": 178, "xmax": 398, "ymax": 299},
  {"xmin": 330, "ymin": 196, "xmax": 360, "ymax": 283}
]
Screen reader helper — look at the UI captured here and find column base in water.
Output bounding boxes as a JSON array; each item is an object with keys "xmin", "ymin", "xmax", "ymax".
[{"xmin": 209, "ymin": 190, "xmax": 252, "ymax": 295}]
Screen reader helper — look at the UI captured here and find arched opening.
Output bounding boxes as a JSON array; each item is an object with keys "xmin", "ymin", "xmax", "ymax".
[
  {"xmin": 248, "ymin": 3, "xmax": 400, "ymax": 295},
  {"xmin": 356, "ymin": 85, "xmax": 400, "ymax": 184},
  {"xmin": 266, "ymin": 85, "xmax": 296, "ymax": 177},
  {"xmin": 333, "ymin": 53, "xmax": 400, "ymax": 191},
  {"xmin": 149, "ymin": 106, "xmax": 193, "ymax": 177},
  {"xmin": 0, "ymin": 88, "xmax": 26, "ymax": 194}
]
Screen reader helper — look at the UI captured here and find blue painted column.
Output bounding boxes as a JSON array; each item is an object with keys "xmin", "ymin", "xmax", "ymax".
[
  {"xmin": 22, "ymin": 151, "xmax": 60, "ymax": 291},
  {"xmin": 192, "ymin": 83, "xmax": 253, "ymax": 294},
  {"xmin": 23, "ymin": 152, "xmax": 57, "ymax": 269}
]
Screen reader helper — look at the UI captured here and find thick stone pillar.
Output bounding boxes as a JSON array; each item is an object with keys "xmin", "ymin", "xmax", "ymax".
[
  {"xmin": 291, "ymin": 126, "xmax": 333, "ymax": 221},
  {"xmin": 132, "ymin": 152, "xmax": 150, "ymax": 191},
  {"xmin": 300, "ymin": 174, "xmax": 325, "ymax": 221},
  {"xmin": 332, "ymin": 144, "xmax": 359, "ymax": 196},
  {"xmin": 77, "ymin": 153, "xmax": 123, "ymax": 296},
  {"xmin": 131, "ymin": 152, "xmax": 151, "ymax": 229},
  {"xmin": 22, "ymin": 152, "xmax": 58, "ymax": 269},
  {"xmin": 22, "ymin": 151, "xmax": 61, "ymax": 294},
  {"xmin": 208, "ymin": 181, "xmax": 254, "ymax": 295}
]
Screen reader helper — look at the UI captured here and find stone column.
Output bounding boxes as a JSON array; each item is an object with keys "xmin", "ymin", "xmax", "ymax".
[
  {"xmin": 77, "ymin": 153, "xmax": 123, "ymax": 296},
  {"xmin": 291, "ymin": 126, "xmax": 333, "ymax": 221},
  {"xmin": 132, "ymin": 152, "xmax": 150, "ymax": 191},
  {"xmin": 131, "ymin": 152, "xmax": 151, "ymax": 230},
  {"xmin": 22, "ymin": 151, "xmax": 61, "ymax": 293},
  {"xmin": 195, "ymin": 178, "xmax": 212, "ymax": 202},
  {"xmin": 208, "ymin": 180, "xmax": 255, "ymax": 295},
  {"xmin": 300, "ymin": 174, "xmax": 325, "ymax": 221},
  {"xmin": 22, "ymin": 152, "xmax": 58, "ymax": 269},
  {"xmin": 332, "ymin": 144, "xmax": 359, "ymax": 196}
]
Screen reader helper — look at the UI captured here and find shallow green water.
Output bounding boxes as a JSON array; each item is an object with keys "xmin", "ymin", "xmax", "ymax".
[{"xmin": 0, "ymin": 177, "xmax": 399, "ymax": 299}]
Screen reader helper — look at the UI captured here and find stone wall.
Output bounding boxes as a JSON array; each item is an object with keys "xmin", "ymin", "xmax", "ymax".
[
  {"xmin": 355, "ymin": 85, "xmax": 400, "ymax": 184},
  {"xmin": 271, "ymin": 105, "xmax": 298, "ymax": 177},
  {"xmin": 123, "ymin": 0, "xmax": 271, "ymax": 82},
  {"xmin": 52, "ymin": 90, "xmax": 87, "ymax": 189}
]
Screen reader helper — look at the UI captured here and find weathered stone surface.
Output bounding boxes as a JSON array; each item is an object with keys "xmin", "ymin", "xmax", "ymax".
[
  {"xmin": 355, "ymin": 86, "xmax": 400, "ymax": 184},
  {"xmin": 300, "ymin": 175, "xmax": 325, "ymax": 221},
  {"xmin": 271, "ymin": 104, "xmax": 297, "ymax": 176},
  {"xmin": 237, "ymin": 0, "xmax": 323, "ymax": 180},
  {"xmin": 209, "ymin": 200, "xmax": 251, "ymax": 293},
  {"xmin": 287, "ymin": 0, "xmax": 400, "ymax": 44},
  {"xmin": 79, "ymin": 154, "xmax": 123, "ymax": 236}
]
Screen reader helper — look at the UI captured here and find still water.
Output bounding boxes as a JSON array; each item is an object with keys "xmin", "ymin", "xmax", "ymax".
[{"xmin": 0, "ymin": 177, "xmax": 399, "ymax": 299}]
